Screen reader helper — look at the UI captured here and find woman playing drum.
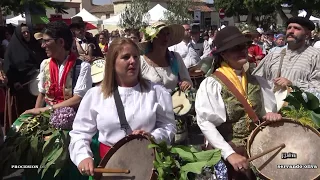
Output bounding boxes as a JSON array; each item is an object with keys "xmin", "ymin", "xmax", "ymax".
[
  {"xmin": 69, "ymin": 38, "xmax": 176, "ymax": 176},
  {"xmin": 139, "ymin": 21, "xmax": 193, "ymax": 92},
  {"xmin": 195, "ymin": 26, "xmax": 282, "ymax": 180}
]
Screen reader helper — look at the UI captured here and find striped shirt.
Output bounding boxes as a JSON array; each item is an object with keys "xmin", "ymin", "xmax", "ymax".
[{"xmin": 252, "ymin": 45, "xmax": 320, "ymax": 90}]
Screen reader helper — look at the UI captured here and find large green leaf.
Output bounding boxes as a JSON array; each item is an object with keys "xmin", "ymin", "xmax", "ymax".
[
  {"xmin": 41, "ymin": 146, "xmax": 63, "ymax": 178},
  {"xmin": 284, "ymin": 95, "xmax": 301, "ymax": 109},
  {"xmin": 311, "ymin": 112, "xmax": 320, "ymax": 127},
  {"xmin": 171, "ymin": 147, "xmax": 196, "ymax": 162},
  {"xmin": 181, "ymin": 161, "xmax": 208, "ymax": 174},
  {"xmin": 305, "ymin": 92, "xmax": 320, "ymax": 110},
  {"xmin": 193, "ymin": 149, "xmax": 221, "ymax": 163},
  {"xmin": 42, "ymin": 130, "xmax": 59, "ymax": 152}
]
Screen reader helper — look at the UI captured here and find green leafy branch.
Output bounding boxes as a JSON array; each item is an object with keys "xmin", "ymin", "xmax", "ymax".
[
  {"xmin": 148, "ymin": 139, "xmax": 221, "ymax": 180},
  {"xmin": 281, "ymin": 86, "xmax": 320, "ymax": 128}
]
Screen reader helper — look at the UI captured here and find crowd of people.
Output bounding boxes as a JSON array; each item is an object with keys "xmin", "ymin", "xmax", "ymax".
[{"xmin": 0, "ymin": 15, "xmax": 319, "ymax": 180}]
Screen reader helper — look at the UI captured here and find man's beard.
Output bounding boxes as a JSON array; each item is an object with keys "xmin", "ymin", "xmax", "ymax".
[{"xmin": 286, "ymin": 34, "xmax": 304, "ymax": 44}]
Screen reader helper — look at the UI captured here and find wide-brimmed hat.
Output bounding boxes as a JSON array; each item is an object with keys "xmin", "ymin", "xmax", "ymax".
[
  {"xmin": 139, "ymin": 21, "xmax": 184, "ymax": 53},
  {"xmin": 70, "ymin": 16, "xmax": 87, "ymax": 29},
  {"xmin": 213, "ymin": 26, "xmax": 252, "ymax": 54},
  {"xmin": 91, "ymin": 59, "xmax": 105, "ymax": 83}
]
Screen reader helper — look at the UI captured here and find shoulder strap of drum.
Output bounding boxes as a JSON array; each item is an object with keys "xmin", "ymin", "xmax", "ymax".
[
  {"xmin": 114, "ymin": 87, "xmax": 131, "ymax": 135},
  {"xmin": 276, "ymin": 48, "xmax": 286, "ymax": 78},
  {"xmin": 213, "ymin": 71, "xmax": 260, "ymax": 123},
  {"xmin": 72, "ymin": 59, "xmax": 83, "ymax": 96}
]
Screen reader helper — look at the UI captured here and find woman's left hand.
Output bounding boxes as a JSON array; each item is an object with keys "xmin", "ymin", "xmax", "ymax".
[
  {"xmin": 23, "ymin": 107, "xmax": 47, "ymax": 115},
  {"xmin": 263, "ymin": 112, "xmax": 282, "ymax": 122},
  {"xmin": 132, "ymin": 130, "xmax": 152, "ymax": 139},
  {"xmin": 179, "ymin": 81, "xmax": 192, "ymax": 91}
]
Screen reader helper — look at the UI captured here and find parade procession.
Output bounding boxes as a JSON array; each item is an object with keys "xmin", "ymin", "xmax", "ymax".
[{"xmin": 0, "ymin": 0, "xmax": 320, "ymax": 180}]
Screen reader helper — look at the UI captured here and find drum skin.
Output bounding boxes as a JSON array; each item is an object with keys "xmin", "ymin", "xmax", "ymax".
[
  {"xmin": 95, "ymin": 135, "xmax": 156, "ymax": 180},
  {"xmin": 28, "ymin": 72, "xmax": 40, "ymax": 96},
  {"xmin": 247, "ymin": 119, "xmax": 320, "ymax": 180}
]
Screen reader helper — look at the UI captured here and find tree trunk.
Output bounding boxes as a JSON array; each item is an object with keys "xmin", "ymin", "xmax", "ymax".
[
  {"xmin": 0, "ymin": 8, "xmax": 3, "ymax": 26},
  {"xmin": 276, "ymin": 5, "xmax": 288, "ymax": 23},
  {"xmin": 233, "ymin": 13, "xmax": 240, "ymax": 26},
  {"xmin": 246, "ymin": 12, "xmax": 254, "ymax": 24}
]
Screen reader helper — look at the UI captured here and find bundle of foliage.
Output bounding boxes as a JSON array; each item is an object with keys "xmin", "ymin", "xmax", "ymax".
[
  {"xmin": 280, "ymin": 86, "xmax": 320, "ymax": 129},
  {"xmin": 149, "ymin": 139, "xmax": 222, "ymax": 180},
  {"xmin": 0, "ymin": 107, "xmax": 76, "ymax": 178}
]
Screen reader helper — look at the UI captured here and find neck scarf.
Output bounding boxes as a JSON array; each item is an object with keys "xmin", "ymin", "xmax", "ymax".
[
  {"xmin": 48, "ymin": 53, "xmax": 77, "ymax": 104},
  {"xmin": 218, "ymin": 61, "xmax": 251, "ymax": 105}
]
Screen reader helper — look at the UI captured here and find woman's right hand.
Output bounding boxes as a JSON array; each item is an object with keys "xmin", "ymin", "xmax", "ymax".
[
  {"xmin": 78, "ymin": 157, "xmax": 94, "ymax": 176},
  {"xmin": 226, "ymin": 153, "xmax": 249, "ymax": 172}
]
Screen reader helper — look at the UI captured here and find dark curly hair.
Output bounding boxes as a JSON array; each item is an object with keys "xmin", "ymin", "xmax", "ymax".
[{"xmin": 42, "ymin": 21, "xmax": 73, "ymax": 51}]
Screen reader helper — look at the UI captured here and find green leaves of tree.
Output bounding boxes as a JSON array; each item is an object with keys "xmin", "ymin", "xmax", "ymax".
[
  {"xmin": 149, "ymin": 139, "xmax": 221, "ymax": 180},
  {"xmin": 119, "ymin": 0, "xmax": 150, "ymax": 30},
  {"xmin": 164, "ymin": 0, "xmax": 192, "ymax": 25}
]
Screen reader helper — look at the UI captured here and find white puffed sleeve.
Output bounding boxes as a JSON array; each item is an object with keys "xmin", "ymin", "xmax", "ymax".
[
  {"xmin": 255, "ymin": 76, "xmax": 277, "ymax": 113},
  {"xmin": 73, "ymin": 61, "xmax": 92, "ymax": 97},
  {"xmin": 38, "ymin": 59, "xmax": 50, "ymax": 94},
  {"xmin": 195, "ymin": 77, "xmax": 235, "ymax": 160},
  {"xmin": 69, "ymin": 88, "xmax": 97, "ymax": 167},
  {"xmin": 151, "ymin": 85, "xmax": 176, "ymax": 144}
]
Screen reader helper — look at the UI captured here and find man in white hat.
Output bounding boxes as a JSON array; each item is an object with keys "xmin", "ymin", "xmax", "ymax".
[
  {"xmin": 253, "ymin": 17, "xmax": 320, "ymax": 91},
  {"xmin": 168, "ymin": 23, "xmax": 201, "ymax": 68}
]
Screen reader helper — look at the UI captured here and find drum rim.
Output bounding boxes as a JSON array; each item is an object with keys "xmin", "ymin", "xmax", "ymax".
[
  {"xmin": 172, "ymin": 90, "xmax": 193, "ymax": 116},
  {"xmin": 247, "ymin": 118, "xmax": 320, "ymax": 180},
  {"xmin": 95, "ymin": 134, "xmax": 155, "ymax": 180}
]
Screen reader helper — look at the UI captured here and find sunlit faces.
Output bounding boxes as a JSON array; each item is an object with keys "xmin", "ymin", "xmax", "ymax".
[
  {"xmin": 21, "ymin": 26, "xmax": 30, "ymax": 42},
  {"xmin": 70, "ymin": 27, "xmax": 86, "ymax": 39},
  {"xmin": 115, "ymin": 44, "xmax": 140, "ymax": 83},
  {"xmin": 182, "ymin": 24, "xmax": 191, "ymax": 39},
  {"xmin": 221, "ymin": 44, "xmax": 248, "ymax": 70},
  {"xmin": 41, "ymin": 34, "xmax": 65, "ymax": 58},
  {"xmin": 286, "ymin": 23, "xmax": 307, "ymax": 44},
  {"xmin": 129, "ymin": 33, "xmax": 140, "ymax": 44},
  {"xmin": 152, "ymin": 27, "xmax": 170, "ymax": 47},
  {"xmin": 99, "ymin": 34, "xmax": 107, "ymax": 44},
  {"xmin": 276, "ymin": 36, "xmax": 285, "ymax": 46}
]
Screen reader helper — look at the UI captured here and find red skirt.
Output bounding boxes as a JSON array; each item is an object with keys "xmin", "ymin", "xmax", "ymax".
[{"xmin": 99, "ymin": 143, "xmax": 111, "ymax": 159}]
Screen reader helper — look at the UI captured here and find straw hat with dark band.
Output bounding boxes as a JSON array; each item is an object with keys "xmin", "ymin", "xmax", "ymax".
[{"xmin": 139, "ymin": 21, "xmax": 184, "ymax": 53}]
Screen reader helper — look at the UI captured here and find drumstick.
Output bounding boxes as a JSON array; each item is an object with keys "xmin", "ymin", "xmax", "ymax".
[
  {"xmin": 21, "ymin": 80, "xmax": 34, "ymax": 87},
  {"xmin": 248, "ymin": 143, "xmax": 285, "ymax": 162},
  {"xmin": 173, "ymin": 104, "xmax": 183, "ymax": 109},
  {"xmin": 94, "ymin": 168, "xmax": 130, "ymax": 174}
]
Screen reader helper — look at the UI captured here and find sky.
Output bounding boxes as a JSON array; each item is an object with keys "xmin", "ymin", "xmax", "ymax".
[{"xmin": 92, "ymin": 0, "xmax": 214, "ymax": 5}]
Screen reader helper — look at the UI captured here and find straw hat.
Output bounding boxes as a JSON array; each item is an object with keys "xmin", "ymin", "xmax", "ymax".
[
  {"xmin": 139, "ymin": 21, "xmax": 184, "ymax": 53},
  {"xmin": 34, "ymin": 32, "xmax": 43, "ymax": 40},
  {"xmin": 91, "ymin": 59, "xmax": 105, "ymax": 83}
]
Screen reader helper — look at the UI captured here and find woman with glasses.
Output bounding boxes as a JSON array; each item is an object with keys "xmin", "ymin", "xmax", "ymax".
[
  {"xmin": 195, "ymin": 26, "xmax": 282, "ymax": 180},
  {"xmin": 3, "ymin": 23, "xmax": 47, "ymax": 121}
]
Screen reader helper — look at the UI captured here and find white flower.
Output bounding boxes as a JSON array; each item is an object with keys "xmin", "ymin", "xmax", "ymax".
[{"xmin": 145, "ymin": 27, "xmax": 157, "ymax": 37}]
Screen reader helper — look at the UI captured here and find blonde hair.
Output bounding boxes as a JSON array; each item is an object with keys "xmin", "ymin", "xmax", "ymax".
[{"xmin": 101, "ymin": 38, "xmax": 149, "ymax": 98}]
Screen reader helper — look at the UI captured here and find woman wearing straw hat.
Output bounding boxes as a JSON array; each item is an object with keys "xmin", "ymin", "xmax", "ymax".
[
  {"xmin": 139, "ymin": 21, "xmax": 193, "ymax": 92},
  {"xmin": 195, "ymin": 26, "xmax": 282, "ymax": 179}
]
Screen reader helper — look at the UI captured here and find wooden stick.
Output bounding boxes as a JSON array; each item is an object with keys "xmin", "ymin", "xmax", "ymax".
[
  {"xmin": 248, "ymin": 143, "xmax": 285, "ymax": 162},
  {"xmin": 173, "ymin": 104, "xmax": 183, "ymax": 109},
  {"xmin": 94, "ymin": 168, "xmax": 130, "ymax": 174}
]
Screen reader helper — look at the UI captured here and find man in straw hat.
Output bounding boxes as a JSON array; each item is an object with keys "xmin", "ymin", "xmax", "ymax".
[
  {"xmin": 195, "ymin": 26, "xmax": 281, "ymax": 180},
  {"xmin": 169, "ymin": 23, "xmax": 201, "ymax": 69},
  {"xmin": 253, "ymin": 17, "xmax": 320, "ymax": 91},
  {"xmin": 69, "ymin": 16, "xmax": 103, "ymax": 62}
]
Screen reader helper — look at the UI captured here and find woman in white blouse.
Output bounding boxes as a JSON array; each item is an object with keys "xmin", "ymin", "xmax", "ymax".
[
  {"xmin": 139, "ymin": 21, "xmax": 192, "ymax": 92},
  {"xmin": 69, "ymin": 38, "xmax": 176, "ymax": 176},
  {"xmin": 195, "ymin": 26, "xmax": 282, "ymax": 180},
  {"xmin": 23, "ymin": 21, "xmax": 92, "ymax": 115}
]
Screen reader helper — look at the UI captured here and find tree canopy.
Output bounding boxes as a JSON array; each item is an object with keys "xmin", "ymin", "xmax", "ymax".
[
  {"xmin": 119, "ymin": 0, "xmax": 150, "ymax": 30},
  {"xmin": 164, "ymin": 0, "xmax": 193, "ymax": 25}
]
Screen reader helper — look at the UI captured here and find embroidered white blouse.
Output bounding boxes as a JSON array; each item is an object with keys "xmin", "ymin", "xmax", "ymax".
[
  {"xmin": 195, "ymin": 70, "xmax": 277, "ymax": 160},
  {"xmin": 140, "ymin": 53, "xmax": 193, "ymax": 92},
  {"xmin": 38, "ymin": 58, "xmax": 92, "ymax": 98},
  {"xmin": 69, "ymin": 82, "xmax": 176, "ymax": 166}
]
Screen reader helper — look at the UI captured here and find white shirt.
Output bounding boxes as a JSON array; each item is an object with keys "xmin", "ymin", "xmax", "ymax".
[
  {"xmin": 195, "ymin": 72, "xmax": 277, "ymax": 160},
  {"xmin": 69, "ymin": 82, "xmax": 176, "ymax": 166},
  {"xmin": 169, "ymin": 41, "xmax": 201, "ymax": 68},
  {"xmin": 140, "ymin": 53, "xmax": 192, "ymax": 92},
  {"xmin": 191, "ymin": 39, "xmax": 212, "ymax": 60},
  {"xmin": 38, "ymin": 58, "xmax": 92, "ymax": 98}
]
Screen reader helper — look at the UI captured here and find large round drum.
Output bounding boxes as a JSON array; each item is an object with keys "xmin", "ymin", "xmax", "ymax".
[
  {"xmin": 28, "ymin": 71, "xmax": 40, "ymax": 96},
  {"xmin": 172, "ymin": 90, "xmax": 192, "ymax": 116},
  {"xmin": 247, "ymin": 119, "xmax": 320, "ymax": 180},
  {"xmin": 95, "ymin": 134, "xmax": 156, "ymax": 180}
]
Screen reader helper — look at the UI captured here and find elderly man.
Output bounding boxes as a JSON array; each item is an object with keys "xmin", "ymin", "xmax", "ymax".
[{"xmin": 253, "ymin": 17, "xmax": 320, "ymax": 91}]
